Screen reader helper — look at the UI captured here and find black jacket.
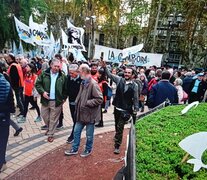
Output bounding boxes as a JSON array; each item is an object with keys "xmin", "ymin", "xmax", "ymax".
[
  {"xmin": 189, "ymin": 79, "xmax": 206, "ymax": 98},
  {"xmin": 67, "ymin": 75, "xmax": 82, "ymax": 102},
  {"xmin": 112, "ymin": 78, "xmax": 138, "ymax": 113}
]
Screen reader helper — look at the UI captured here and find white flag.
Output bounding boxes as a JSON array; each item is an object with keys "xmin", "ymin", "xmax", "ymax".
[
  {"xmin": 61, "ymin": 28, "xmax": 69, "ymax": 46},
  {"xmin": 14, "ymin": 16, "xmax": 33, "ymax": 45},
  {"xmin": 29, "ymin": 15, "xmax": 50, "ymax": 46},
  {"xmin": 66, "ymin": 20, "xmax": 86, "ymax": 51},
  {"xmin": 67, "ymin": 19, "xmax": 75, "ymax": 28}
]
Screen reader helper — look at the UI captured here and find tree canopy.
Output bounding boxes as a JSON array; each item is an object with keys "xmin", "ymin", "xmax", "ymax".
[{"xmin": 1, "ymin": 0, "xmax": 207, "ymax": 67}]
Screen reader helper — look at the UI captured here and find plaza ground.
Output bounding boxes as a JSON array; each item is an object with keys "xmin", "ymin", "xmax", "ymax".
[{"xmin": 0, "ymin": 101, "xmax": 141, "ymax": 179}]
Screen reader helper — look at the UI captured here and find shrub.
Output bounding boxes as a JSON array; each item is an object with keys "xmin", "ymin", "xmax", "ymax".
[{"xmin": 135, "ymin": 103, "xmax": 207, "ymax": 179}]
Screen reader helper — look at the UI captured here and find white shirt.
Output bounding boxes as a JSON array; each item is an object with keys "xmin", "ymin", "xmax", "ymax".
[{"xmin": 50, "ymin": 71, "xmax": 58, "ymax": 100}]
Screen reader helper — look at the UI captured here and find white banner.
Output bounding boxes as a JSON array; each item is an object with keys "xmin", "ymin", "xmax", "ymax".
[
  {"xmin": 14, "ymin": 16, "xmax": 50, "ymax": 46},
  {"xmin": 94, "ymin": 45, "xmax": 163, "ymax": 67},
  {"xmin": 69, "ymin": 48, "xmax": 86, "ymax": 61},
  {"xmin": 66, "ymin": 20, "xmax": 86, "ymax": 51},
  {"xmin": 29, "ymin": 15, "xmax": 51, "ymax": 46},
  {"xmin": 14, "ymin": 17, "xmax": 33, "ymax": 45}
]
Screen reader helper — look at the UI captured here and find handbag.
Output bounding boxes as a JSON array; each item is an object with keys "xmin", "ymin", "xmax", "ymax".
[{"xmin": 182, "ymin": 90, "xmax": 188, "ymax": 101}]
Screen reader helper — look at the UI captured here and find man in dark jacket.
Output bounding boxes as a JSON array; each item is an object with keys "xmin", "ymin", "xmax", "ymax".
[
  {"xmin": 35, "ymin": 59, "xmax": 67, "ymax": 142},
  {"xmin": 148, "ymin": 71, "xmax": 178, "ymax": 108},
  {"xmin": 102, "ymin": 61, "xmax": 139, "ymax": 154},
  {"xmin": 65, "ymin": 64, "xmax": 103, "ymax": 157},
  {"xmin": 182, "ymin": 72, "xmax": 193, "ymax": 95},
  {"xmin": 0, "ymin": 60, "xmax": 23, "ymax": 137},
  {"xmin": 66, "ymin": 63, "xmax": 82, "ymax": 144},
  {"xmin": 0, "ymin": 73, "xmax": 15, "ymax": 173},
  {"xmin": 5, "ymin": 53, "xmax": 24, "ymax": 120},
  {"xmin": 188, "ymin": 73, "xmax": 206, "ymax": 103}
]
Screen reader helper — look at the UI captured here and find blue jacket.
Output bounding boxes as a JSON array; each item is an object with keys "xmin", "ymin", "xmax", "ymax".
[
  {"xmin": 148, "ymin": 80, "xmax": 178, "ymax": 108},
  {"xmin": 0, "ymin": 73, "xmax": 15, "ymax": 114}
]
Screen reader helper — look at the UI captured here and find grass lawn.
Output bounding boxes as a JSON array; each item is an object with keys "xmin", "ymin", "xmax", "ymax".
[{"xmin": 135, "ymin": 103, "xmax": 207, "ymax": 180}]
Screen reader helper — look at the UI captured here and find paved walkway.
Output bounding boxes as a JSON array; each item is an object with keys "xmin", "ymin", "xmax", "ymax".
[
  {"xmin": 0, "ymin": 101, "xmax": 120, "ymax": 179},
  {"xmin": 0, "ymin": 100, "xmax": 146, "ymax": 179}
]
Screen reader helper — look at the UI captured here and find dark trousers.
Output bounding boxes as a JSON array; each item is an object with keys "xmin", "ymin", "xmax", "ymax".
[
  {"xmin": 188, "ymin": 92, "xmax": 200, "ymax": 104},
  {"xmin": 14, "ymin": 87, "xmax": 24, "ymax": 115},
  {"xmin": 114, "ymin": 108, "xmax": 126, "ymax": 148},
  {"xmin": 69, "ymin": 104, "xmax": 76, "ymax": 139},
  {"xmin": 58, "ymin": 107, "xmax": 64, "ymax": 126},
  {"xmin": 23, "ymin": 95, "xmax": 40, "ymax": 117},
  {"xmin": 0, "ymin": 113, "xmax": 10, "ymax": 169},
  {"xmin": 98, "ymin": 109, "xmax": 103, "ymax": 125}
]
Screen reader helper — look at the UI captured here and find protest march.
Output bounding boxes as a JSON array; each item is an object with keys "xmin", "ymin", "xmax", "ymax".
[{"xmin": 1, "ymin": 1, "xmax": 207, "ymax": 180}]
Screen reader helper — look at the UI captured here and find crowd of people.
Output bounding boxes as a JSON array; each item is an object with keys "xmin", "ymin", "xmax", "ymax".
[{"xmin": 1, "ymin": 52, "xmax": 207, "ymax": 172}]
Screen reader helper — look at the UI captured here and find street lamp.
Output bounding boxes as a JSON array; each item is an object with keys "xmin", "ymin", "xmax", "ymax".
[
  {"xmin": 85, "ymin": 15, "xmax": 96, "ymax": 59},
  {"xmin": 165, "ymin": 11, "xmax": 183, "ymax": 66},
  {"xmin": 167, "ymin": 13, "xmax": 183, "ymax": 29},
  {"xmin": 166, "ymin": 12, "xmax": 183, "ymax": 50}
]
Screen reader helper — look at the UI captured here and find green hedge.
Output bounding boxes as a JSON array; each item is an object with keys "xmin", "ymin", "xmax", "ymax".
[{"xmin": 135, "ymin": 103, "xmax": 207, "ymax": 180}]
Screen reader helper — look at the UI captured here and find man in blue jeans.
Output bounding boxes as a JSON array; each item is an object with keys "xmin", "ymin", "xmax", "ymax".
[
  {"xmin": 65, "ymin": 64, "xmax": 103, "ymax": 157},
  {"xmin": 0, "ymin": 73, "xmax": 15, "ymax": 172}
]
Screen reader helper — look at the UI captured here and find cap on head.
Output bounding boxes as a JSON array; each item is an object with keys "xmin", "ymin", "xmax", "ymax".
[{"xmin": 197, "ymin": 72, "xmax": 204, "ymax": 77}]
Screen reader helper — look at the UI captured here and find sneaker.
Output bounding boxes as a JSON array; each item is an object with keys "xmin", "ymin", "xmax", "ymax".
[
  {"xmin": 65, "ymin": 149, "xmax": 78, "ymax": 156},
  {"xmin": 41, "ymin": 125, "xmax": 48, "ymax": 130},
  {"xmin": 17, "ymin": 116, "xmax": 26, "ymax": 123},
  {"xmin": 114, "ymin": 148, "xmax": 120, "ymax": 154},
  {"xmin": 95, "ymin": 123, "xmax": 104, "ymax": 128},
  {"xmin": 0, "ymin": 163, "xmax": 7, "ymax": 172},
  {"xmin": 29, "ymin": 106, "xmax": 36, "ymax": 110},
  {"xmin": 56, "ymin": 124, "xmax": 64, "ymax": 130},
  {"xmin": 14, "ymin": 127, "xmax": 23, "ymax": 136},
  {"xmin": 34, "ymin": 116, "xmax": 42, "ymax": 122},
  {"xmin": 102, "ymin": 110, "xmax": 107, "ymax": 113},
  {"xmin": 66, "ymin": 137, "xmax": 74, "ymax": 144},
  {"xmin": 80, "ymin": 150, "xmax": 91, "ymax": 157}
]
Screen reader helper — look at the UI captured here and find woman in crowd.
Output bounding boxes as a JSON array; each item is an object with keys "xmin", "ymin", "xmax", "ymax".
[
  {"xmin": 18, "ymin": 63, "xmax": 41, "ymax": 123},
  {"xmin": 174, "ymin": 78, "xmax": 184, "ymax": 104},
  {"xmin": 139, "ymin": 73, "xmax": 148, "ymax": 112},
  {"xmin": 96, "ymin": 68, "xmax": 108, "ymax": 127}
]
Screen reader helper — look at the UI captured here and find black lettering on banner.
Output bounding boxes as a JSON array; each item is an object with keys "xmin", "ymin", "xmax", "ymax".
[
  {"xmin": 108, "ymin": 50, "xmax": 111, "ymax": 60},
  {"xmin": 108, "ymin": 50, "xmax": 115, "ymax": 61},
  {"xmin": 118, "ymin": 53, "xmax": 123, "ymax": 61}
]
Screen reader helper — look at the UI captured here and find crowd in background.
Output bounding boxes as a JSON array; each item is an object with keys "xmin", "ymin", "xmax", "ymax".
[{"xmin": 1, "ymin": 52, "xmax": 207, "ymax": 172}]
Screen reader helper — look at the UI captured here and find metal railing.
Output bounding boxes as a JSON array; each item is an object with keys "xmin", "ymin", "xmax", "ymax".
[{"xmin": 115, "ymin": 101, "xmax": 170, "ymax": 180}]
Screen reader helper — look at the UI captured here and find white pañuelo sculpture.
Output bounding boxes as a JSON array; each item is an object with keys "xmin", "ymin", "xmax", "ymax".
[
  {"xmin": 179, "ymin": 132, "xmax": 207, "ymax": 172},
  {"xmin": 181, "ymin": 101, "xmax": 199, "ymax": 115}
]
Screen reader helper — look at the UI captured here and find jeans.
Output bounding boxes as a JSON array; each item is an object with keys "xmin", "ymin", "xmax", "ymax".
[
  {"xmin": 68, "ymin": 103, "xmax": 76, "ymax": 139},
  {"xmin": 72, "ymin": 122, "xmax": 95, "ymax": 152},
  {"xmin": 105, "ymin": 99, "xmax": 111, "ymax": 110},
  {"xmin": 10, "ymin": 119, "xmax": 20, "ymax": 131},
  {"xmin": 14, "ymin": 87, "xmax": 24, "ymax": 115},
  {"xmin": 0, "ymin": 113, "xmax": 10, "ymax": 169}
]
